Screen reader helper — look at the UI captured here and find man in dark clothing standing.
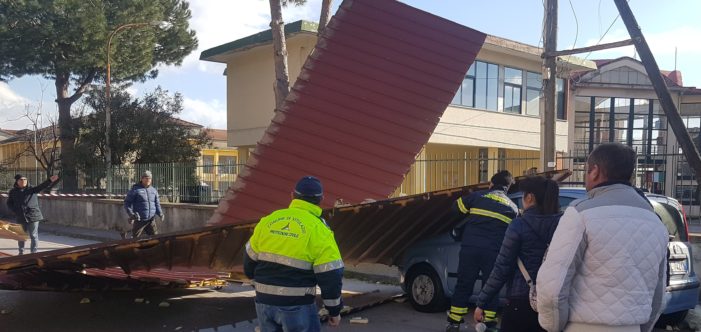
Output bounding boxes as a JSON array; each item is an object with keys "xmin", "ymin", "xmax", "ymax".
[
  {"xmin": 6, "ymin": 174, "xmax": 60, "ymax": 254},
  {"xmin": 124, "ymin": 171, "xmax": 164, "ymax": 238},
  {"xmin": 446, "ymin": 170, "xmax": 518, "ymax": 332}
]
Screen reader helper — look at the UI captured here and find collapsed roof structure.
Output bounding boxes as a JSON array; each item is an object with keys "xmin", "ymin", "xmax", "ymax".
[{"xmin": 0, "ymin": 0, "xmax": 551, "ymax": 290}]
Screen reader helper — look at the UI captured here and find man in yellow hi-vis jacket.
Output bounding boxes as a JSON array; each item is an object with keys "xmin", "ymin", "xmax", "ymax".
[{"xmin": 244, "ymin": 176, "xmax": 344, "ymax": 332}]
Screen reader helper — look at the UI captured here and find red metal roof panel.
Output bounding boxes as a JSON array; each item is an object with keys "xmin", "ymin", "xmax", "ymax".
[{"xmin": 209, "ymin": 0, "xmax": 486, "ymax": 224}]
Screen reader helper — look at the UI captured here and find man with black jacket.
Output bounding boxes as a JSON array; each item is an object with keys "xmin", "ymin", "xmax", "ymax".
[
  {"xmin": 6, "ymin": 174, "xmax": 60, "ymax": 254},
  {"xmin": 446, "ymin": 170, "xmax": 518, "ymax": 332}
]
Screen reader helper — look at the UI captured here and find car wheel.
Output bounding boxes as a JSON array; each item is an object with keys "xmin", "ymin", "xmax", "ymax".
[
  {"xmin": 655, "ymin": 310, "xmax": 688, "ymax": 328},
  {"xmin": 406, "ymin": 264, "xmax": 448, "ymax": 313}
]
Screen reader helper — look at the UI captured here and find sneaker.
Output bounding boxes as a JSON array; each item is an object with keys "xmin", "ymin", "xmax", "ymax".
[{"xmin": 445, "ymin": 322, "xmax": 460, "ymax": 332}]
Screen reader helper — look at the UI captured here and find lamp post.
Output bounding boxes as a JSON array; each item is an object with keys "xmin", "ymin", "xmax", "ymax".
[{"xmin": 105, "ymin": 21, "xmax": 166, "ymax": 196}]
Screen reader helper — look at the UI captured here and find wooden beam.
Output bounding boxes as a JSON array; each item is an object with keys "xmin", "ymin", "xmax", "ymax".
[
  {"xmin": 613, "ymin": 0, "xmax": 701, "ymax": 178},
  {"xmin": 544, "ymin": 39, "xmax": 635, "ymax": 58}
]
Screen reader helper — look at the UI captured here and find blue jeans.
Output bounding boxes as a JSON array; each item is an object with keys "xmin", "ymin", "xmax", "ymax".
[
  {"xmin": 255, "ymin": 302, "xmax": 320, "ymax": 332},
  {"xmin": 18, "ymin": 221, "xmax": 39, "ymax": 254}
]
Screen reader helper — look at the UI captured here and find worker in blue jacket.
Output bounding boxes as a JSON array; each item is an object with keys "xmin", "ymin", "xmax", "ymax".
[
  {"xmin": 446, "ymin": 170, "xmax": 519, "ymax": 332},
  {"xmin": 244, "ymin": 176, "xmax": 344, "ymax": 332},
  {"xmin": 124, "ymin": 171, "xmax": 164, "ymax": 238}
]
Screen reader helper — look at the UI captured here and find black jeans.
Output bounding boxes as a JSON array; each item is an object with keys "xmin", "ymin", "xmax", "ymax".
[
  {"xmin": 500, "ymin": 298, "xmax": 545, "ymax": 332},
  {"xmin": 132, "ymin": 218, "xmax": 157, "ymax": 238},
  {"xmin": 451, "ymin": 246, "xmax": 499, "ymax": 310}
]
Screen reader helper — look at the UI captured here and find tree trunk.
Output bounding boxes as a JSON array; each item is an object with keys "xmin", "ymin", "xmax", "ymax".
[
  {"xmin": 269, "ymin": 0, "xmax": 290, "ymax": 111},
  {"xmin": 318, "ymin": 0, "xmax": 333, "ymax": 36},
  {"xmin": 55, "ymin": 73, "xmax": 78, "ymax": 192}
]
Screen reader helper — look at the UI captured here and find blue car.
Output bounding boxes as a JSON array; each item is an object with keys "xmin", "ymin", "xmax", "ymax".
[{"xmin": 399, "ymin": 188, "xmax": 699, "ymax": 326}]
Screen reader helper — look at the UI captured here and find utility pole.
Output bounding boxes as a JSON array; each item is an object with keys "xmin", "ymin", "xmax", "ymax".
[
  {"xmin": 541, "ymin": 0, "xmax": 558, "ymax": 172},
  {"xmin": 613, "ymin": 0, "xmax": 701, "ymax": 179}
]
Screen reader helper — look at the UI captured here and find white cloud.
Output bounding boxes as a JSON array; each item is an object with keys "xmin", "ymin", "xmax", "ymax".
[
  {"xmin": 582, "ymin": 26, "xmax": 701, "ymax": 62},
  {"xmin": 124, "ymin": 86, "xmax": 138, "ymax": 97},
  {"xmin": 0, "ymin": 82, "xmax": 33, "ymax": 130},
  {"xmin": 181, "ymin": 97, "xmax": 227, "ymax": 129},
  {"xmin": 161, "ymin": 0, "xmax": 323, "ymax": 75}
]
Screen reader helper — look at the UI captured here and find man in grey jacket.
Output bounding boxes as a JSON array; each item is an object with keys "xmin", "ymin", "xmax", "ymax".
[{"xmin": 536, "ymin": 143, "xmax": 668, "ymax": 332}]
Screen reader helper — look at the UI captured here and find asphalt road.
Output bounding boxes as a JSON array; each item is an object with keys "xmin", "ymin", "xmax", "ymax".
[{"xmin": 0, "ymin": 283, "xmax": 685, "ymax": 332}]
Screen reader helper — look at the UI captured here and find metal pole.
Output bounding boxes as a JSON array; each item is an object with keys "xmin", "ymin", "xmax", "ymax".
[
  {"xmin": 541, "ymin": 0, "xmax": 558, "ymax": 172},
  {"xmin": 613, "ymin": 0, "xmax": 701, "ymax": 179},
  {"xmin": 105, "ymin": 22, "xmax": 162, "ymax": 197},
  {"xmin": 106, "ymin": 32, "xmax": 113, "ymax": 197}
]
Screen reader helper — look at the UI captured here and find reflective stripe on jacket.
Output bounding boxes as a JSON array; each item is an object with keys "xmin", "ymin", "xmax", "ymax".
[
  {"xmin": 455, "ymin": 189, "xmax": 519, "ymax": 251},
  {"xmin": 243, "ymin": 199, "xmax": 344, "ymax": 316}
]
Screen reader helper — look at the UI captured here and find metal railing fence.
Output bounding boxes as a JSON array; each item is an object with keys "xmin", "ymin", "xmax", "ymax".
[
  {"xmin": 1, "ymin": 150, "xmax": 697, "ymax": 219},
  {"xmin": 0, "ymin": 162, "xmax": 244, "ymax": 204}
]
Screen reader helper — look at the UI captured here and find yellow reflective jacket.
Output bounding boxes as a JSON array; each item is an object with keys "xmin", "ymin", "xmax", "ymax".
[{"xmin": 244, "ymin": 199, "xmax": 344, "ymax": 315}]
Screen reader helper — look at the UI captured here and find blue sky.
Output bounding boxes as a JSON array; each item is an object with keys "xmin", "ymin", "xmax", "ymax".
[{"xmin": 2, "ymin": 0, "xmax": 700, "ymax": 130}]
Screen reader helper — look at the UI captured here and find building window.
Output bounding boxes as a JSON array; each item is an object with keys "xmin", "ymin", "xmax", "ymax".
[
  {"xmin": 573, "ymin": 96, "xmax": 670, "ymax": 193},
  {"xmin": 203, "ymin": 155, "xmax": 214, "ymax": 173},
  {"xmin": 503, "ymin": 68, "xmax": 522, "ymax": 114},
  {"xmin": 676, "ymin": 107, "xmax": 701, "ymax": 205},
  {"xmin": 218, "ymin": 156, "xmax": 238, "ymax": 174},
  {"xmin": 525, "ymin": 72, "xmax": 541, "ymax": 116},
  {"xmin": 452, "ymin": 64, "xmax": 476, "ymax": 107},
  {"xmin": 474, "ymin": 61, "xmax": 499, "ymax": 111}
]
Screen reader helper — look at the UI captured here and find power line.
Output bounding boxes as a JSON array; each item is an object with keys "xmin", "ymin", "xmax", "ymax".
[{"xmin": 585, "ymin": 0, "xmax": 632, "ymax": 61}]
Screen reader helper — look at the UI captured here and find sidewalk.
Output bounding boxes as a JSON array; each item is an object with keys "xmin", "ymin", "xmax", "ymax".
[
  {"xmin": 0, "ymin": 231, "xmax": 97, "ymax": 256},
  {"xmin": 0, "ymin": 223, "xmax": 121, "ymax": 256}
]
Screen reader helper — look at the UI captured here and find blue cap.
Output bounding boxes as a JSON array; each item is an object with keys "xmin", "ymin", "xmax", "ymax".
[{"xmin": 294, "ymin": 176, "xmax": 323, "ymax": 197}]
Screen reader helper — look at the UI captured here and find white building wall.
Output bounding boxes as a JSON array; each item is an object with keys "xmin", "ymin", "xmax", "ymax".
[{"xmin": 430, "ymin": 106, "xmax": 568, "ymax": 151}]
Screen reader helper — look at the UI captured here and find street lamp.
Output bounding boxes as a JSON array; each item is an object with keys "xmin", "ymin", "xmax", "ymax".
[{"xmin": 105, "ymin": 21, "xmax": 167, "ymax": 196}]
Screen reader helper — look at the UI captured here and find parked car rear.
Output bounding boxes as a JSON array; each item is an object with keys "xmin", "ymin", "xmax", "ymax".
[{"xmin": 399, "ymin": 188, "xmax": 699, "ymax": 326}]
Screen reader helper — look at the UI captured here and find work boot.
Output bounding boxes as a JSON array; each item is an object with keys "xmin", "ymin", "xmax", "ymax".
[{"xmin": 445, "ymin": 322, "xmax": 461, "ymax": 332}]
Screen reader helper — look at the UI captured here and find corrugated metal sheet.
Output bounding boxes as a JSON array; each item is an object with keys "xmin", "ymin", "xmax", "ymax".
[
  {"xmin": 209, "ymin": 0, "xmax": 486, "ymax": 224},
  {"xmin": 328, "ymin": 170, "xmax": 571, "ymax": 265},
  {"xmin": 0, "ymin": 171, "xmax": 570, "ymax": 290},
  {"xmin": 0, "ymin": 224, "xmax": 252, "ymax": 291}
]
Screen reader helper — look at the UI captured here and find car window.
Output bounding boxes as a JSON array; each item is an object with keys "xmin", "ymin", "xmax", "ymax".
[
  {"xmin": 651, "ymin": 201, "xmax": 688, "ymax": 242},
  {"xmin": 510, "ymin": 195, "xmax": 579, "ymax": 213},
  {"xmin": 559, "ymin": 197, "xmax": 576, "ymax": 211}
]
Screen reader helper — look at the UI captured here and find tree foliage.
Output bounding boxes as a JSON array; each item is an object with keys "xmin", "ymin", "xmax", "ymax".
[
  {"xmin": 76, "ymin": 86, "xmax": 211, "ymax": 172},
  {"xmin": 0, "ymin": 0, "xmax": 197, "ymax": 83},
  {"xmin": 0, "ymin": 0, "xmax": 198, "ymax": 191}
]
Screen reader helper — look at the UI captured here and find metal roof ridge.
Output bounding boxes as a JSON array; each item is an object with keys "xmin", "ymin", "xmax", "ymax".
[{"xmin": 200, "ymin": 20, "xmax": 319, "ymax": 62}]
